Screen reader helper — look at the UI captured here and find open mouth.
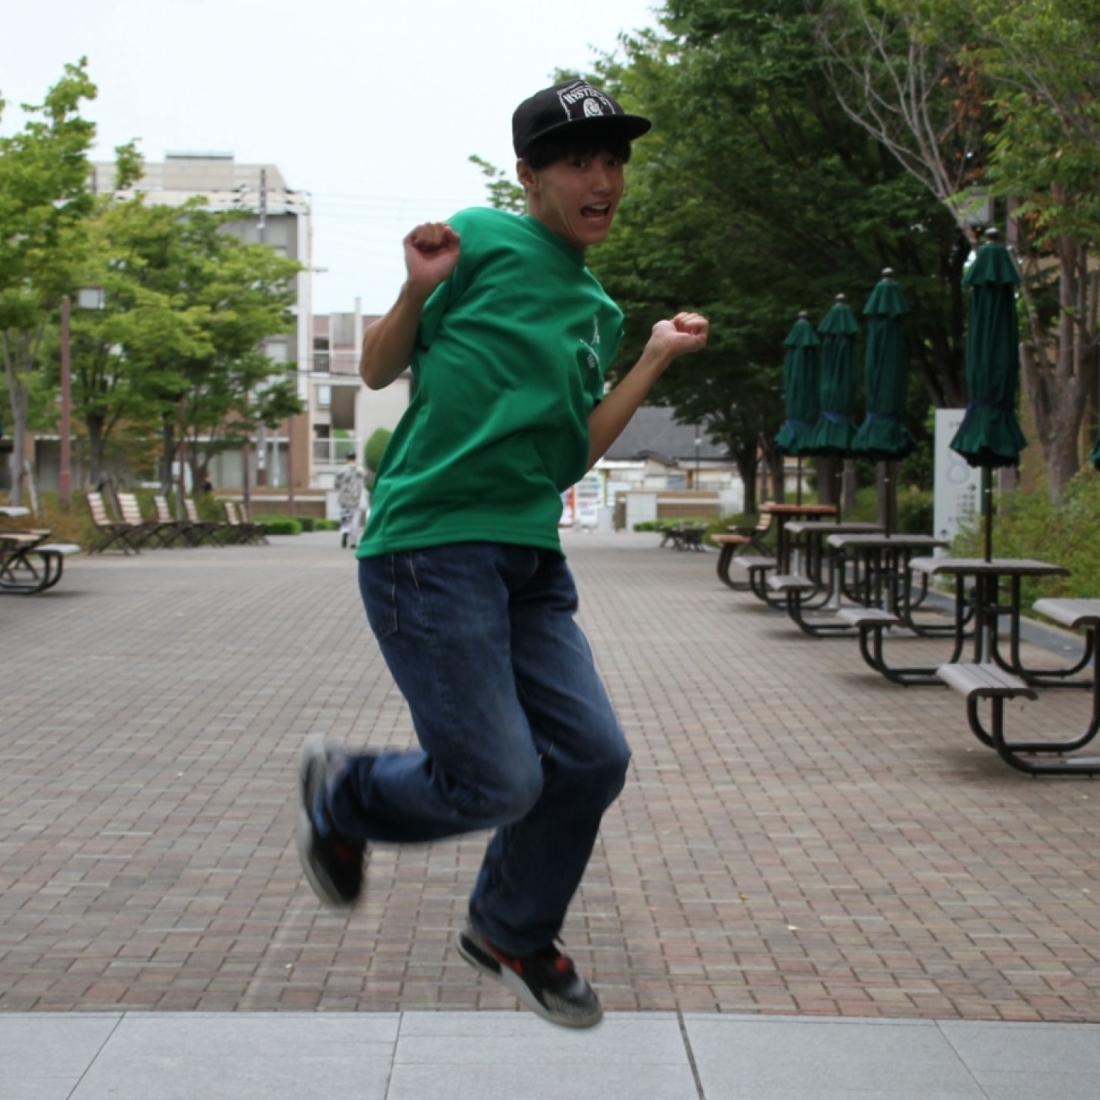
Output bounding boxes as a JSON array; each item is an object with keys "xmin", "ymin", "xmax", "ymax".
[{"xmin": 581, "ymin": 203, "xmax": 611, "ymax": 220}]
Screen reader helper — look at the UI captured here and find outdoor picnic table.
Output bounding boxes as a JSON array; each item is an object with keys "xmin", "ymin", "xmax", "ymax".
[
  {"xmin": 762, "ymin": 502, "xmax": 837, "ymax": 572},
  {"xmin": 934, "ymin": 597, "xmax": 1100, "ymax": 777},
  {"xmin": 785, "ymin": 519, "xmax": 883, "ymax": 589},
  {"xmin": 0, "ymin": 506, "xmax": 30, "ymax": 518},
  {"xmin": 0, "ymin": 530, "xmax": 78, "ymax": 594},
  {"xmin": 910, "ymin": 557, "xmax": 1074, "ymax": 685},
  {"xmin": 826, "ymin": 533, "xmax": 947, "ymax": 617}
]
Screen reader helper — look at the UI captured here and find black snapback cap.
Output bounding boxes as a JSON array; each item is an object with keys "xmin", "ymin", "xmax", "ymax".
[{"xmin": 512, "ymin": 79, "xmax": 652, "ymax": 158}]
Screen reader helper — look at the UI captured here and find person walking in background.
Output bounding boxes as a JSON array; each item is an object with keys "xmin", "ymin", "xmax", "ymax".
[
  {"xmin": 297, "ymin": 78, "xmax": 708, "ymax": 1028},
  {"xmin": 334, "ymin": 451, "xmax": 366, "ymax": 549}
]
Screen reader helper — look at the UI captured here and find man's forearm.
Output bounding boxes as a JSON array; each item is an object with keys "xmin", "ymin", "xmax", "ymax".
[
  {"xmin": 360, "ymin": 284, "xmax": 431, "ymax": 390},
  {"xmin": 586, "ymin": 346, "xmax": 672, "ymax": 469}
]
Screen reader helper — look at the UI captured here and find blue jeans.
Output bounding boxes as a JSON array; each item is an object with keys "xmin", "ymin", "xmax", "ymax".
[{"xmin": 326, "ymin": 542, "xmax": 631, "ymax": 955}]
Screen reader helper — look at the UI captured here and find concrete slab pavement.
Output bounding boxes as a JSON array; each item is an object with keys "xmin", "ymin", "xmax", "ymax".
[{"xmin": 3, "ymin": 1010, "xmax": 1100, "ymax": 1100}]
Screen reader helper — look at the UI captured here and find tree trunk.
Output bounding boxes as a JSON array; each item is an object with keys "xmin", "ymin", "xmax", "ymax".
[
  {"xmin": 2, "ymin": 333, "xmax": 30, "ymax": 508},
  {"xmin": 842, "ymin": 458, "xmax": 857, "ymax": 515},
  {"xmin": 160, "ymin": 416, "xmax": 176, "ymax": 494},
  {"xmin": 760, "ymin": 436, "xmax": 785, "ymax": 503},
  {"xmin": 1019, "ymin": 236, "xmax": 1096, "ymax": 499},
  {"xmin": 87, "ymin": 418, "xmax": 106, "ymax": 487},
  {"xmin": 731, "ymin": 441, "xmax": 759, "ymax": 515}
]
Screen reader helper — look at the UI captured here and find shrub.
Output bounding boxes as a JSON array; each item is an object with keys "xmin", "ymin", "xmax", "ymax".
[
  {"xmin": 954, "ymin": 469, "xmax": 1100, "ymax": 604},
  {"xmin": 895, "ymin": 488, "xmax": 934, "ymax": 535},
  {"xmin": 845, "ymin": 485, "xmax": 932, "ymax": 534},
  {"xmin": 253, "ymin": 515, "xmax": 303, "ymax": 536}
]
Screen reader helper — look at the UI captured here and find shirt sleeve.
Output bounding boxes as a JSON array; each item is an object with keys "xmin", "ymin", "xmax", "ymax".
[{"xmin": 415, "ymin": 210, "xmax": 475, "ymax": 351}]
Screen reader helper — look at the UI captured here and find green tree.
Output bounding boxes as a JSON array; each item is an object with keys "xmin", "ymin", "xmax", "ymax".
[
  {"xmin": 364, "ymin": 427, "xmax": 392, "ymax": 482},
  {"xmin": 0, "ymin": 60, "xmax": 98, "ymax": 504},
  {"xmin": 815, "ymin": 0, "xmax": 1100, "ymax": 495},
  {"xmin": 974, "ymin": 0, "xmax": 1100, "ymax": 494},
  {"xmin": 584, "ymin": 2, "xmax": 966, "ymax": 496},
  {"xmin": 468, "ymin": 155, "xmax": 525, "ymax": 214},
  {"xmin": 167, "ymin": 211, "xmax": 304, "ymax": 491},
  {"xmin": 39, "ymin": 195, "xmax": 213, "ymax": 485}
]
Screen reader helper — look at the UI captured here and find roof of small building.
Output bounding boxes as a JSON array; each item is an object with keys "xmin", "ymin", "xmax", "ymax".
[{"xmin": 603, "ymin": 406, "xmax": 730, "ymax": 465}]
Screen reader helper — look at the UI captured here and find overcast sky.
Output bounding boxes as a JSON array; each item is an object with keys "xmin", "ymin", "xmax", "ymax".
[{"xmin": 2, "ymin": 0, "xmax": 661, "ymax": 315}]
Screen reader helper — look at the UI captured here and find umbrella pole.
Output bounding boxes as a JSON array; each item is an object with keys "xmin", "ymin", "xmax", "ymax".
[
  {"xmin": 797, "ymin": 457, "xmax": 803, "ymax": 504},
  {"xmin": 885, "ymin": 461, "xmax": 894, "ymax": 537},
  {"xmin": 982, "ymin": 466, "xmax": 992, "ymax": 562}
]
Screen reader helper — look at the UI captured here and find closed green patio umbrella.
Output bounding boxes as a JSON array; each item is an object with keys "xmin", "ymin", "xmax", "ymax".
[
  {"xmin": 950, "ymin": 229, "xmax": 1027, "ymax": 559},
  {"xmin": 1091, "ymin": 431, "xmax": 1100, "ymax": 471},
  {"xmin": 808, "ymin": 294, "xmax": 860, "ymax": 456},
  {"xmin": 852, "ymin": 270, "xmax": 916, "ymax": 534},
  {"xmin": 774, "ymin": 312, "xmax": 821, "ymax": 503}
]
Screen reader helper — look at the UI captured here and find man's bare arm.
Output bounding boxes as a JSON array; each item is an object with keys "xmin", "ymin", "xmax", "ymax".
[
  {"xmin": 587, "ymin": 313, "xmax": 709, "ymax": 468},
  {"xmin": 359, "ymin": 222, "xmax": 461, "ymax": 391}
]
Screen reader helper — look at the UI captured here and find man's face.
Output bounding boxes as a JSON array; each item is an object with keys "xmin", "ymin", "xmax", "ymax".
[{"xmin": 520, "ymin": 149, "xmax": 625, "ymax": 252}]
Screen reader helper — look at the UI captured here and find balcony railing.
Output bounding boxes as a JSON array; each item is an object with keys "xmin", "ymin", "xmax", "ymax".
[{"xmin": 313, "ymin": 439, "xmax": 361, "ymax": 465}]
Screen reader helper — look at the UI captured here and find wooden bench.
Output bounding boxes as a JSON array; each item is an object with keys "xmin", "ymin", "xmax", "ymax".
[
  {"xmin": 86, "ymin": 491, "xmax": 145, "ymax": 554},
  {"xmin": 714, "ymin": 533, "xmax": 750, "ymax": 589}
]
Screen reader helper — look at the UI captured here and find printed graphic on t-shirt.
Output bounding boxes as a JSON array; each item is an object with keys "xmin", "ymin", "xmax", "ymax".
[{"xmin": 578, "ymin": 316, "xmax": 601, "ymax": 371}]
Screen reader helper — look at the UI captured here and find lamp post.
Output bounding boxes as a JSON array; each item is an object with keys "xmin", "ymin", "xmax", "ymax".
[
  {"xmin": 59, "ymin": 296, "xmax": 72, "ymax": 510},
  {"xmin": 59, "ymin": 287, "xmax": 106, "ymax": 510}
]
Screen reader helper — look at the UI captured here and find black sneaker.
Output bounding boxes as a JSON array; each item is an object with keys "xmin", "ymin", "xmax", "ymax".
[
  {"xmin": 456, "ymin": 923, "xmax": 603, "ymax": 1029},
  {"xmin": 296, "ymin": 736, "xmax": 364, "ymax": 908}
]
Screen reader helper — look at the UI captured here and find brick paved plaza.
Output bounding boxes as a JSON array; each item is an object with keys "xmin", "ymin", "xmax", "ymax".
[{"xmin": 1, "ymin": 531, "xmax": 1098, "ymax": 1021}]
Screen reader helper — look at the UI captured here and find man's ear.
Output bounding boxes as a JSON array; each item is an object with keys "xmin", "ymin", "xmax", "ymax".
[{"xmin": 516, "ymin": 158, "xmax": 536, "ymax": 194}]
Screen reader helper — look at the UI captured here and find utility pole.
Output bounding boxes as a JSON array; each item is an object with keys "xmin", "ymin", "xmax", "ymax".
[{"xmin": 255, "ymin": 168, "xmax": 269, "ymax": 488}]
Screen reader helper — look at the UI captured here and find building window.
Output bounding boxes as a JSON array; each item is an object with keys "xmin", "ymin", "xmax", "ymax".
[{"xmin": 317, "ymin": 385, "xmax": 331, "ymax": 408}]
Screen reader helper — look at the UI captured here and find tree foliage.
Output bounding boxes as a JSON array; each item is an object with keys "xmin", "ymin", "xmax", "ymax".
[
  {"xmin": 578, "ymin": 0, "xmax": 966, "ymax": 504},
  {"xmin": 0, "ymin": 59, "xmax": 99, "ymax": 504},
  {"xmin": 1, "ymin": 61, "xmax": 305, "ymax": 500},
  {"xmin": 815, "ymin": 0, "xmax": 1100, "ymax": 496}
]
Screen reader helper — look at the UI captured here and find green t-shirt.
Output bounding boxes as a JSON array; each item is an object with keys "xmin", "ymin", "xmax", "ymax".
[{"xmin": 358, "ymin": 206, "xmax": 623, "ymax": 557}]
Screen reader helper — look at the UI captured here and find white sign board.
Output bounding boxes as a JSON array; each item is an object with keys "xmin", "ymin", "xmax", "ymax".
[{"xmin": 934, "ymin": 408, "xmax": 982, "ymax": 547}]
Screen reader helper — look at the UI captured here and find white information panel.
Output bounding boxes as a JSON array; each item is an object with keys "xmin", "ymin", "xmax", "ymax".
[{"xmin": 934, "ymin": 408, "xmax": 981, "ymax": 548}]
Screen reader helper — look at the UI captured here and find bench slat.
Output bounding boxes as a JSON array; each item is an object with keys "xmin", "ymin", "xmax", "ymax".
[
  {"xmin": 731, "ymin": 555, "xmax": 776, "ymax": 570},
  {"xmin": 937, "ymin": 663, "xmax": 1037, "ymax": 700},
  {"xmin": 1033, "ymin": 598, "xmax": 1100, "ymax": 631},
  {"xmin": 836, "ymin": 607, "xmax": 901, "ymax": 627},
  {"xmin": 767, "ymin": 574, "xmax": 817, "ymax": 592}
]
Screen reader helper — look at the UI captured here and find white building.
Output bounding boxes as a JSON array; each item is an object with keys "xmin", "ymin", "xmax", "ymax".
[{"xmin": 309, "ymin": 305, "xmax": 412, "ymax": 496}]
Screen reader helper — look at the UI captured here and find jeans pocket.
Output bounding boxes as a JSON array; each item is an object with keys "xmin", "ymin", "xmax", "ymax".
[{"xmin": 359, "ymin": 555, "xmax": 399, "ymax": 641}]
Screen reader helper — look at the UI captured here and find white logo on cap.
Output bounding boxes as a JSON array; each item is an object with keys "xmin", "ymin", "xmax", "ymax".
[{"xmin": 557, "ymin": 80, "xmax": 616, "ymax": 120}]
